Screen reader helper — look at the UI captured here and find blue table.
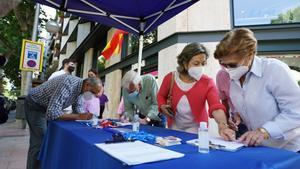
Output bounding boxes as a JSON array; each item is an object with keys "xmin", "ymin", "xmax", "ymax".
[{"xmin": 39, "ymin": 121, "xmax": 300, "ymax": 169}]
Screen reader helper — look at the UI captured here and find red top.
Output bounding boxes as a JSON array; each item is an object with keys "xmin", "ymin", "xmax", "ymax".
[{"xmin": 157, "ymin": 72, "xmax": 226, "ymax": 127}]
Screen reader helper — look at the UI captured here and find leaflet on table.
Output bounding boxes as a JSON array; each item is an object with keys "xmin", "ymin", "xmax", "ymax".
[
  {"xmin": 186, "ymin": 136, "xmax": 244, "ymax": 152},
  {"xmin": 115, "ymin": 122, "xmax": 132, "ymax": 126},
  {"xmin": 95, "ymin": 141, "xmax": 184, "ymax": 165},
  {"xmin": 156, "ymin": 136, "xmax": 182, "ymax": 146},
  {"xmin": 75, "ymin": 119, "xmax": 93, "ymax": 123}
]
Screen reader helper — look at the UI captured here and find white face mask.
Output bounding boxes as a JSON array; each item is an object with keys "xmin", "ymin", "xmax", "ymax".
[
  {"xmin": 128, "ymin": 90, "xmax": 139, "ymax": 98},
  {"xmin": 188, "ymin": 66, "xmax": 204, "ymax": 81},
  {"xmin": 226, "ymin": 66, "xmax": 249, "ymax": 80}
]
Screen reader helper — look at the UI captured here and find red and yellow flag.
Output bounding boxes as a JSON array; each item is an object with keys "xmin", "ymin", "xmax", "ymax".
[{"xmin": 100, "ymin": 30, "xmax": 127, "ymax": 61}]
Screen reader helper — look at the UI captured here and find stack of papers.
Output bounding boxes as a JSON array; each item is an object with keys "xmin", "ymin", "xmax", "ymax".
[
  {"xmin": 186, "ymin": 136, "xmax": 244, "ymax": 152},
  {"xmin": 156, "ymin": 136, "xmax": 182, "ymax": 146},
  {"xmin": 95, "ymin": 141, "xmax": 184, "ymax": 165}
]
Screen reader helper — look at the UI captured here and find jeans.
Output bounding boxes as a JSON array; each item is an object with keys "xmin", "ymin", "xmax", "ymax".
[{"xmin": 25, "ymin": 96, "xmax": 47, "ymax": 169}]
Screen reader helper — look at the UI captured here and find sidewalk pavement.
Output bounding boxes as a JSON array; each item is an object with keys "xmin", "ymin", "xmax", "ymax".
[{"xmin": 0, "ymin": 111, "xmax": 29, "ymax": 169}]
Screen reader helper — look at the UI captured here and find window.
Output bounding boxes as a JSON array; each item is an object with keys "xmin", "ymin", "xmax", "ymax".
[
  {"xmin": 124, "ymin": 29, "xmax": 157, "ymax": 57},
  {"xmin": 233, "ymin": 0, "xmax": 300, "ymax": 26}
]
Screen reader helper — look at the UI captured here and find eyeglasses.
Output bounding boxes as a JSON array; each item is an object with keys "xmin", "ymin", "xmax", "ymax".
[{"xmin": 219, "ymin": 61, "xmax": 240, "ymax": 69}]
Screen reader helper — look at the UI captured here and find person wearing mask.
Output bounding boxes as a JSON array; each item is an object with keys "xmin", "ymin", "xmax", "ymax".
[
  {"xmin": 214, "ymin": 28, "xmax": 300, "ymax": 152},
  {"xmin": 216, "ymin": 69, "xmax": 243, "ymax": 132},
  {"xmin": 157, "ymin": 43, "xmax": 235, "ymax": 139},
  {"xmin": 122, "ymin": 70, "xmax": 164, "ymax": 127},
  {"xmin": 48, "ymin": 59, "xmax": 76, "ymax": 80},
  {"xmin": 48, "ymin": 59, "xmax": 76, "ymax": 113},
  {"xmin": 25, "ymin": 75, "xmax": 101, "ymax": 169}
]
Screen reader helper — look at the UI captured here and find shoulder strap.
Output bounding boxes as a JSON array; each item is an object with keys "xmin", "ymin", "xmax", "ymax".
[{"xmin": 168, "ymin": 72, "xmax": 175, "ymax": 98}]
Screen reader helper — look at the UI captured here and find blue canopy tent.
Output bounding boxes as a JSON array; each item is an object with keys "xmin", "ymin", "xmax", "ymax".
[{"xmin": 37, "ymin": 0, "xmax": 199, "ymax": 74}]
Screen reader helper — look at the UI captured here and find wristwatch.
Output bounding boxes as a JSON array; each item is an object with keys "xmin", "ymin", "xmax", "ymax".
[
  {"xmin": 146, "ymin": 117, "xmax": 151, "ymax": 123},
  {"xmin": 258, "ymin": 127, "xmax": 270, "ymax": 140}
]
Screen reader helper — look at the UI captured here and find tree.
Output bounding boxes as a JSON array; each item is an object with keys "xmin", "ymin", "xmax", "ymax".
[
  {"xmin": 0, "ymin": 0, "xmax": 47, "ymax": 88},
  {"xmin": 128, "ymin": 29, "xmax": 157, "ymax": 54},
  {"xmin": 271, "ymin": 6, "xmax": 300, "ymax": 24}
]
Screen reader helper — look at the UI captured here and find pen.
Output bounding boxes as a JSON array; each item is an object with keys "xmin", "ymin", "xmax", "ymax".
[
  {"xmin": 209, "ymin": 141, "xmax": 226, "ymax": 149},
  {"xmin": 105, "ymin": 140, "xmax": 135, "ymax": 144}
]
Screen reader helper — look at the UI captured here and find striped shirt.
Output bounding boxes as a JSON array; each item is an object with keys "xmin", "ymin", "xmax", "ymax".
[
  {"xmin": 216, "ymin": 68, "xmax": 235, "ymax": 113},
  {"xmin": 28, "ymin": 75, "xmax": 84, "ymax": 120}
]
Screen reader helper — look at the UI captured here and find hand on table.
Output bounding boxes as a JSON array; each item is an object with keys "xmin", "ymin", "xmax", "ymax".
[
  {"xmin": 77, "ymin": 113, "xmax": 93, "ymax": 120},
  {"xmin": 139, "ymin": 118, "xmax": 148, "ymax": 125},
  {"xmin": 238, "ymin": 129, "xmax": 269, "ymax": 146}
]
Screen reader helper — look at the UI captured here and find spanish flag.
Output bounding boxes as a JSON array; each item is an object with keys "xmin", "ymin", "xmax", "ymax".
[{"xmin": 99, "ymin": 30, "xmax": 127, "ymax": 61}]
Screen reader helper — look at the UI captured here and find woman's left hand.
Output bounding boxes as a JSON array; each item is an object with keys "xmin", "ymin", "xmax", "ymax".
[
  {"xmin": 139, "ymin": 118, "xmax": 148, "ymax": 124},
  {"xmin": 238, "ymin": 130, "xmax": 265, "ymax": 146}
]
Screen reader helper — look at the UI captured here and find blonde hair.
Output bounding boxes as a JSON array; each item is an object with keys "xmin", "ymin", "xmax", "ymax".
[{"xmin": 214, "ymin": 28, "xmax": 257, "ymax": 59}]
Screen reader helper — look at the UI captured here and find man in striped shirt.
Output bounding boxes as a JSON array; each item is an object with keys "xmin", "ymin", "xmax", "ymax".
[{"xmin": 25, "ymin": 75, "xmax": 102, "ymax": 169}]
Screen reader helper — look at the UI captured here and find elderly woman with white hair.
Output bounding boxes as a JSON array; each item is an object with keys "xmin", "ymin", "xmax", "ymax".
[{"xmin": 121, "ymin": 70, "xmax": 164, "ymax": 127}]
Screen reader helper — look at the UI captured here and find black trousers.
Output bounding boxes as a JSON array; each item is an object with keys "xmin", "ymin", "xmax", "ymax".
[{"xmin": 98, "ymin": 105, "xmax": 105, "ymax": 119}]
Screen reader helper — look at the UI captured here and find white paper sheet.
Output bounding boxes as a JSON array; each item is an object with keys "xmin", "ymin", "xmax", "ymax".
[
  {"xmin": 95, "ymin": 141, "xmax": 184, "ymax": 165},
  {"xmin": 186, "ymin": 136, "xmax": 244, "ymax": 152},
  {"xmin": 75, "ymin": 119, "xmax": 93, "ymax": 123}
]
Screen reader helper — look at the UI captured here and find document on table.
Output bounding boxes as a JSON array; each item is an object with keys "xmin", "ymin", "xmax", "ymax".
[
  {"xmin": 95, "ymin": 141, "xmax": 185, "ymax": 165},
  {"xmin": 186, "ymin": 136, "xmax": 244, "ymax": 152}
]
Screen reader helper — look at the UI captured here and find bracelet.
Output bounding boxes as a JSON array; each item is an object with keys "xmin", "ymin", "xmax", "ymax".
[
  {"xmin": 258, "ymin": 127, "xmax": 270, "ymax": 140},
  {"xmin": 217, "ymin": 121, "xmax": 229, "ymax": 128}
]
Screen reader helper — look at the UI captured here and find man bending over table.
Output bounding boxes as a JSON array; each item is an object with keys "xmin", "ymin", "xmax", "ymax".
[{"xmin": 25, "ymin": 75, "xmax": 102, "ymax": 169}]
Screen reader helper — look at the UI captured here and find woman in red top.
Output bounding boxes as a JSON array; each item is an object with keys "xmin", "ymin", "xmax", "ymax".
[{"xmin": 157, "ymin": 43, "xmax": 235, "ymax": 140}]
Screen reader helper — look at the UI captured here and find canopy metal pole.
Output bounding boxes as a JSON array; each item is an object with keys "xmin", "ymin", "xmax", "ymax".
[
  {"xmin": 137, "ymin": 22, "xmax": 145, "ymax": 75},
  {"xmin": 137, "ymin": 34, "xmax": 144, "ymax": 75}
]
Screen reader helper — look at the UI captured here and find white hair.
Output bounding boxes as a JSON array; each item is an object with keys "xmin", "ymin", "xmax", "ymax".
[{"xmin": 121, "ymin": 70, "xmax": 141, "ymax": 89}]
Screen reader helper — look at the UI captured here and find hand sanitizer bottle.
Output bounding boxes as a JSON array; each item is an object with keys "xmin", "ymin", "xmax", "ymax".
[
  {"xmin": 132, "ymin": 106, "xmax": 140, "ymax": 132},
  {"xmin": 92, "ymin": 114, "xmax": 98, "ymax": 126},
  {"xmin": 198, "ymin": 122, "xmax": 209, "ymax": 153}
]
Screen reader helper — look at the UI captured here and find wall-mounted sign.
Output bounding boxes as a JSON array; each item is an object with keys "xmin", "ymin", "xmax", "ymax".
[{"xmin": 19, "ymin": 39, "xmax": 44, "ymax": 71}]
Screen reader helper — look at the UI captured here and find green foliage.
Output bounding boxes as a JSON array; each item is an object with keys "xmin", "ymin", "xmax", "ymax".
[
  {"xmin": 298, "ymin": 80, "xmax": 300, "ymax": 86},
  {"xmin": 128, "ymin": 29, "xmax": 157, "ymax": 54},
  {"xmin": 0, "ymin": 0, "xmax": 48, "ymax": 87},
  {"xmin": 271, "ymin": 6, "xmax": 300, "ymax": 24}
]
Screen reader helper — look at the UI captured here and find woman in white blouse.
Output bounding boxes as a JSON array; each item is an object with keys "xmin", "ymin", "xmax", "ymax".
[{"xmin": 214, "ymin": 28, "xmax": 300, "ymax": 152}]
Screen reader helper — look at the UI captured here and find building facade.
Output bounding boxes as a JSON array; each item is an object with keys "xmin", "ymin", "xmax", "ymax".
[{"xmin": 49, "ymin": 0, "xmax": 300, "ymax": 121}]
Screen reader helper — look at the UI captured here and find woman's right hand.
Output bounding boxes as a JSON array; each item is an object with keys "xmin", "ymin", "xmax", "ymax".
[
  {"xmin": 218, "ymin": 123, "xmax": 236, "ymax": 141},
  {"xmin": 228, "ymin": 112, "xmax": 242, "ymax": 131},
  {"xmin": 160, "ymin": 104, "xmax": 174, "ymax": 118}
]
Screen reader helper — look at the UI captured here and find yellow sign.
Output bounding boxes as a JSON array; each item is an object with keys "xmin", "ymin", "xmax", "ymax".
[{"xmin": 19, "ymin": 39, "xmax": 44, "ymax": 72}]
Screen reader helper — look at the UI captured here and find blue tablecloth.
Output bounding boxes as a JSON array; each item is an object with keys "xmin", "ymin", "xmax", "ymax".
[{"xmin": 39, "ymin": 121, "xmax": 300, "ymax": 169}]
